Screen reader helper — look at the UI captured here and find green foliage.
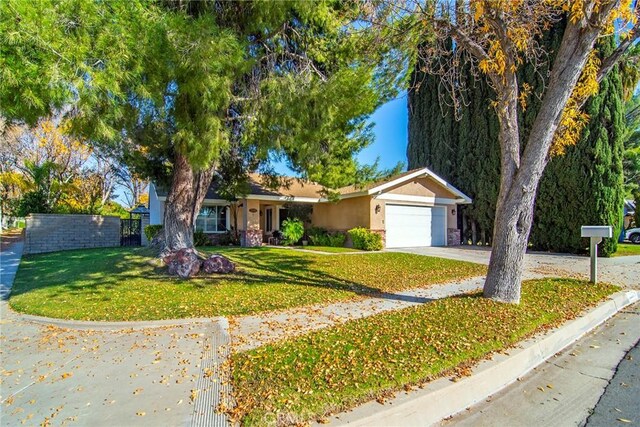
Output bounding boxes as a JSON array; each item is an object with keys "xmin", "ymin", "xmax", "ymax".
[
  {"xmin": 99, "ymin": 201, "xmax": 130, "ymax": 219},
  {"xmin": 623, "ymin": 95, "xmax": 640, "ymax": 197},
  {"xmin": 144, "ymin": 225, "xmax": 163, "ymax": 242},
  {"xmin": 0, "ymin": 0, "xmax": 399, "ymax": 191},
  {"xmin": 348, "ymin": 227, "xmax": 383, "ymax": 251},
  {"xmin": 193, "ymin": 230, "xmax": 211, "ymax": 247},
  {"xmin": 308, "ymin": 227, "xmax": 346, "ymax": 247},
  {"xmin": 408, "ymin": 48, "xmax": 500, "ymax": 244},
  {"xmin": 531, "ymin": 36, "xmax": 625, "ymax": 256},
  {"xmin": 281, "ymin": 218, "xmax": 305, "ymax": 246},
  {"xmin": 217, "ymin": 231, "xmax": 241, "ymax": 246},
  {"xmin": 16, "ymin": 190, "xmax": 51, "ymax": 216},
  {"xmin": 634, "ymin": 192, "xmax": 640, "ymax": 228}
]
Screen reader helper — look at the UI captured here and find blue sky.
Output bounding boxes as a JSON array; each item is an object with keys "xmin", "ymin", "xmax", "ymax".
[
  {"xmin": 273, "ymin": 92, "xmax": 410, "ymax": 176},
  {"xmin": 358, "ymin": 93, "xmax": 409, "ymax": 172}
]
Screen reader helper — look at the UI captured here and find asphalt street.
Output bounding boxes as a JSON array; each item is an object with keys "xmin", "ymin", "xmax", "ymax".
[{"xmin": 586, "ymin": 332, "xmax": 640, "ymax": 426}]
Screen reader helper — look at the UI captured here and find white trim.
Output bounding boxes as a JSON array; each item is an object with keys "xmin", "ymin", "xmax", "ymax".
[
  {"xmin": 376, "ymin": 193, "xmax": 462, "ymax": 205},
  {"xmin": 364, "ymin": 167, "xmax": 472, "ymax": 204},
  {"xmin": 367, "ymin": 169, "xmax": 430, "ymax": 194},
  {"xmin": 244, "ymin": 194, "xmax": 326, "ymax": 203}
]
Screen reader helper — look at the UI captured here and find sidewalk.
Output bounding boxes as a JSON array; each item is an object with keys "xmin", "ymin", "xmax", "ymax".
[
  {"xmin": 441, "ymin": 303, "xmax": 640, "ymax": 427},
  {"xmin": 0, "ymin": 239, "xmax": 23, "ymax": 300}
]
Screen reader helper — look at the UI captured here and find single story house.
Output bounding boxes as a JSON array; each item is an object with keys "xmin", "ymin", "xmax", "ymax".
[{"xmin": 148, "ymin": 167, "xmax": 472, "ymax": 248}]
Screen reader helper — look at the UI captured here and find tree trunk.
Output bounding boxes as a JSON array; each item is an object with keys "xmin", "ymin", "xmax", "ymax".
[
  {"xmin": 162, "ymin": 152, "xmax": 216, "ymax": 254},
  {"xmin": 471, "ymin": 220, "xmax": 477, "ymax": 245},
  {"xmin": 483, "ymin": 22, "xmax": 602, "ymax": 303}
]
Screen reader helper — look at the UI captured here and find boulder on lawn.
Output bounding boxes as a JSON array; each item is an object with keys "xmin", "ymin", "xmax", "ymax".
[
  {"xmin": 202, "ymin": 254, "xmax": 236, "ymax": 274},
  {"xmin": 163, "ymin": 248, "xmax": 201, "ymax": 278}
]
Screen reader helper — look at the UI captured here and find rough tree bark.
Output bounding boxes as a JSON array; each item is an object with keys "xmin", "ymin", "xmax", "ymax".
[
  {"xmin": 483, "ymin": 19, "xmax": 605, "ymax": 302},
  {"xmin": 162, "ymin": 152, "xmax": 216, "ymax": 254}
]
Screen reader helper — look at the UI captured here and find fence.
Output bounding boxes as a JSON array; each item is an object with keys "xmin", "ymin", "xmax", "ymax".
[{"xmin": 24, "ymin": 214, "xmax": 121, "ymax": 255}]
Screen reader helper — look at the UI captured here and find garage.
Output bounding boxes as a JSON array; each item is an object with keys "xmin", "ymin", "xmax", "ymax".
[{"xmin": 385, "ymin": 204, "xmax": 447, "ymax": 248}]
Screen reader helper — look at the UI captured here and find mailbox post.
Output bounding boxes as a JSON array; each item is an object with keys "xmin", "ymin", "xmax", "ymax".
[{"xmin": 580, "ymin": 226, "xmax": 613, "ymax": 284}]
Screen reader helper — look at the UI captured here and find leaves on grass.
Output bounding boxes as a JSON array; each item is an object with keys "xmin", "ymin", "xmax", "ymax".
[{"xmin": 229, "ymin": 279, "xmax": 617, "ymax": 426}]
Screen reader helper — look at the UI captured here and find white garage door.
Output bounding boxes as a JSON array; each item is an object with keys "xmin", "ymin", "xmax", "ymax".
[{"xmin": 385, "ymin": 204, "xmax": 446, "ymax": 248}]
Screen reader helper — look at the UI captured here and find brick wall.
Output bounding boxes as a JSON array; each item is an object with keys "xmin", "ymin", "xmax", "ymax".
[
  {"xmin": 447, "ymin": 228, "xmax": 461, "ymax": 246},
  {"xmin": 25, "ymin": 214, "xmax": 121, "ymax": 255}
]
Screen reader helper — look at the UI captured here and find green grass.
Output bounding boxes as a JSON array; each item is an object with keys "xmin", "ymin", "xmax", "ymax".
[
  {"xmin": 9, "ymin": 246, "xmax": 485, "ymax": 321},
  {"xmin": 614, "ymin": 243, "xmax": 640, "ymax": 256},
  {"xmin": 230, "ymin": 279, "xmax": 618, "ymax": 425},
  {"xmin": 293, "ymin": 246, "xmax": 363, "ymax": 253}
]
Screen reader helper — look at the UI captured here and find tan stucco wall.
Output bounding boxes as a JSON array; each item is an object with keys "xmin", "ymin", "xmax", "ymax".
[
  {"xmin": 311, "ymin": 196, "xmax": 371, "ymax": 230},
  {"xmin": 370, "ymin": 198, "xmax": 385, "ymax": 230},
  {"xmin": 387, "ymin": 177, "xmax": 456, "ymax": 199},
  {"xmin": 243, "ymin": 198, "xmax": 260, "ymax": 231},
  {"xmin": 447, "ymin": 206, "xmax": 457, "ymax": 230}
]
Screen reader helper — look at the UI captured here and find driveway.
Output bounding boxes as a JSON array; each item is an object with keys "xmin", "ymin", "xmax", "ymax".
[{"xmin": 388, "ymin": 246, "xmax": 640, "ymax": 288}]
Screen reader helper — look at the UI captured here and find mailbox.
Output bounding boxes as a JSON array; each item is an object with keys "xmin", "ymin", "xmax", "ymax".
[
  {"xmin": 581, "ymin": 225, "xmax": 613, "ymax": 284},
  {"xmin": 581, "ymin": 226, "xmax": 613, "ymax": 238}
]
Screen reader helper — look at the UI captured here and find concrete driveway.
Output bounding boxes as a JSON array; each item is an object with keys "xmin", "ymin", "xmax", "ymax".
[{"xmin": 387, "ymin": 246, "xmax": 640, "ymax": 288}]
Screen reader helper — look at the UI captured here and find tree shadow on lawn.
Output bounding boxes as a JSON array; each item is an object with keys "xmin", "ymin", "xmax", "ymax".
[{"xmin": 10, "ymin": 247, "xmax": 434, "ymax": 305}]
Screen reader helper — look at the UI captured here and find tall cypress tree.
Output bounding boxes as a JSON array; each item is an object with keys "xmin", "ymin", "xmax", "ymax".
[
  {"xmin": 530, "ymin": 37, "xmax": 625, "ymax": 256},
  {"xmin": 408, "ymin": 27, "xmax": 625, "ymax": 255}
]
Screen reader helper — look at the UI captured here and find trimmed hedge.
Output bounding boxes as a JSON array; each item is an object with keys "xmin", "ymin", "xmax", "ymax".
[
  {"xmin": 144, "ymin": 224, "xmax": 163, "ymax": 241},
  {"xmin": 348, "ymin": 227, "xmax": 383, "ymax": 251}
]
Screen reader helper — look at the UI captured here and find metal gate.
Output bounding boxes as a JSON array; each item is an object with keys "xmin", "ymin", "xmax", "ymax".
[{"xmin": 120, "ymin": 218, "xmax": 142, "ymax": 246}]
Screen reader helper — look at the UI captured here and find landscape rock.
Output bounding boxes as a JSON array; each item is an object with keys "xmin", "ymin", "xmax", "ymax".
[
  {"xmin": 202, "ymin": 254, "xmax": 236, "ymax": 274},
  {"xmin": 163, "ymin": 248, "xmax": 201, "ymax": 278}
]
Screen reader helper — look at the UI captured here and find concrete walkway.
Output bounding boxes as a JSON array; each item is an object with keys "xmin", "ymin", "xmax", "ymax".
[
  {"xmin": 0, "ymin": 240, "xmax": 23, "ymax": 300},
  {"xmin": 0, "ymin": 241, "xmax": 231, "ymax": 427},
  {"xmin": 231, "ymin": 276, "xmax": 485, "ymax": 351}
]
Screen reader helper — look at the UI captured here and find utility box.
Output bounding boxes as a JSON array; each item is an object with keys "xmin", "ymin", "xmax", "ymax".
[
  {"xmin": 581, "ymin": 226, "xmax": 613, "ymax": 238},
  {"xmin": 581, "ymin": 225, "xmax": 613, "ymax": 284}
]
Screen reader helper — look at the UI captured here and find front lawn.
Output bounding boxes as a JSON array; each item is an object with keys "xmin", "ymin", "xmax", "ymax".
[
  {"xmin": 615, "ymin": 243, "xmax": 640, "ymax": 256},
  {"xmin": 9, "ymin": 246, "xmax": 485, "ymax": 321},
  {"xmin": 293, "ymin": 246, "xmax": 363, "ymax": 253},
  {"xmin": 230, "ymin": 278, "xmax": 618, "ymax": 426}
]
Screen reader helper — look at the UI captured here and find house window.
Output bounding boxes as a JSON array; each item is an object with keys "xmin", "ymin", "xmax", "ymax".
[
  {"xmin": 195, "ymin": 206, "xmax": 227, "ymax": 233},
  {"xmin": 265, "ymin": 208, "xmax": 273, "ymax": 232}
]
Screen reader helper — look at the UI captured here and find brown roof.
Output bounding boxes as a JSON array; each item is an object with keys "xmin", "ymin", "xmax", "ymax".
[
  {"xmin": 155, "ymin": 167, "xmax": 463, "ymax": 201},
  {"xmin": 246, "ymin": 174, "xmax": 327, "ymax": 199}
]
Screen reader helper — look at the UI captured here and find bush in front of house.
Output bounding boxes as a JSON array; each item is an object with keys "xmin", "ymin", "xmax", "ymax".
[
  {"xmin": 193, "ymin": 230, "xmax": 211, "ymax": 247},
  {"xmin": 308, "ymin": 227, "xmax": 346, "ymax": 247},
  {"xmin": 348, "ymin": 227, "xmax": 383, "ymax": 251},
  {"xmin": 144, "ymin": 225, "xmax": 163, "ymax": 241},
  {"xmin": 281, "ymin": 218, "xmax": 304, "ymax": 245}
]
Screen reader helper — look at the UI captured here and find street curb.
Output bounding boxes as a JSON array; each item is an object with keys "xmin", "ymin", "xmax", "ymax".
[
  {"xmin": 14, "ymin": 311, "xmax": 227, "ymax": 331},
  {"xmin": 331, "ymin": 289, "xmax": 640, "ymax": 427}
]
